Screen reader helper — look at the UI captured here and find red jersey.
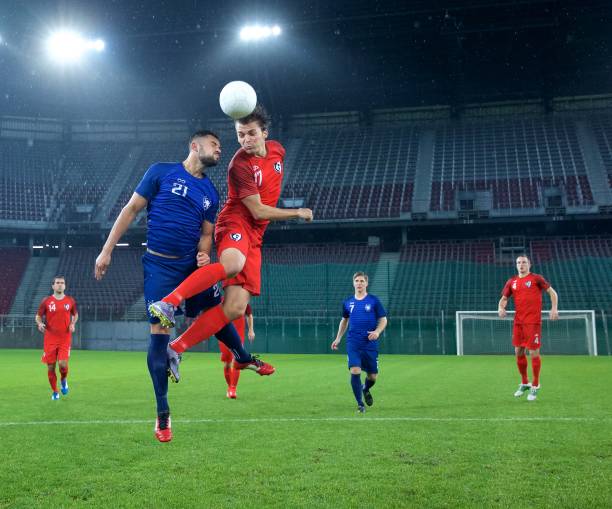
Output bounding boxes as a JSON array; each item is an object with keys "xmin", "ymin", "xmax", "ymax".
[
  {"xmin": 501, "ymin": 273, "xmax": 550, "ymax": 324},
  {"xmin": 245, "ymin": 303, "xmax": 252, "ymax": 316},
  {"xmin": 216, "ymin": 140, "xmax": 285, "ymax": 241},
  {"xmin": 38, "ymin": 295, "xmax": 78, "ymax": 339}
]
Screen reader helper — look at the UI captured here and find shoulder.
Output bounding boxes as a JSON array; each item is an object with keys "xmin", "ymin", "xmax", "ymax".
[
  {"xmin": 229, "ymin": 149, "xmax": 251, "ymax": 169},
  {"xmin": 266, "ymin": 140, "xmax": 286, "ymax": 158},
  {"xmin": 39, "ymin": 296, "xmax": 50, "ymax": 306}
]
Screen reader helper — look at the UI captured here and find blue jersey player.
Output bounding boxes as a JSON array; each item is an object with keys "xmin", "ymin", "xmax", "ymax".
[
  {"xmin": 331, "ymin": 272, "xmax": 388, "ymax": 413},
  {"xmin": 96, "ymin": 130, "xmax": 251, "ymax": 442}
]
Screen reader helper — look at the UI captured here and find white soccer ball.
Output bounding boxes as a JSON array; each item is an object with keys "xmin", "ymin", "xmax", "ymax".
[{"xmin": 219, "ymin": 81, "xmax": 257, "ymax": 120}]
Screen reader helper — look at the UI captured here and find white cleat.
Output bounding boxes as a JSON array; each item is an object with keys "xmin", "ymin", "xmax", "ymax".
[
  {"xmin": 514, "ymin": 383, "xmax": 531, "ymax": 397},
  {"xmin": 527, "ymin": 385, "xmax": 540, "ymax": 401}
]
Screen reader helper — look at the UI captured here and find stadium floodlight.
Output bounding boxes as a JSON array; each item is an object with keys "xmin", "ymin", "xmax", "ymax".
[
  {"xmin": 240, "ymin": 25, "xmax": 282, "ymax": 42},
  {"xmin": 46, "ymin": 30, "xmax": 105, "ymax": 64}
]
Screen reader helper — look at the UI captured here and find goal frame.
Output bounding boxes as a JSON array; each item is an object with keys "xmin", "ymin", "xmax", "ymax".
[{"xmin": 455, "ymin": 310, "xmax": 598, "ymax": 356}]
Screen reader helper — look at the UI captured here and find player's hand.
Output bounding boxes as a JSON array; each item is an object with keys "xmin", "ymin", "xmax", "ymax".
[
  {"xmin": 331, "ymin": 339, "xmax": 340, "ymax": 350},
  {"xmin": 498, "ymin": 308, "xmax": 507, "ymax": 318},
  {"xmin": 297, "ymin": 208, "xmax": 313, "ymax": 222},
  {"xmin": 367, "ymin": 330, "xmax": 380, "ymax": 340},
  {"xmin": 196, "ymin": 251, "xmax": 210, "ymax": 267},
  {"xmin": 69, "ymin": 323, "xmax": 76, "ymax": 333},
  {"xmin": 37, "ymin": 323, "xmax": 46, "ymax": 333},
  {"xmin": 550, "ymin": 308, "xmax": 559, "ymax": 321},
  {"xmin": 248, "ymin": 331, "xmax": 255, "ymax": 343},
  {"xmin": 95, "ymin": 251, "xmax": 111, "ymax": 280}
]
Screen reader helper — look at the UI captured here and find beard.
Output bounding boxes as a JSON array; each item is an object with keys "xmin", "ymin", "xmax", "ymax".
[{"xmin": 200, "ymin": 154, "xmax": 218, "ymax": 167}]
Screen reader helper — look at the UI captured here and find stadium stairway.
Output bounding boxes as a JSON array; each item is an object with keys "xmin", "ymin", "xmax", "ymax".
[
  {"xmin": 369, "ymin": 252, "xmax": 400, "ymax": 310},
  {"xmin": 411, "ymin": 130, "xmax": 435, "ymax": 214},
  {"xmin": 10, "ymin": 256, "xmax": 60, "ymax": 315},
  {"xmin": 575, "ymin": 121, "xmax": 612, "ymax": 207},
  {"xmin": 96, "ymin": 145, "xmax": 145, "ymax": 224},
  {"xmin": 28, "ymin": 257, "xmax": 61, "ymax": 314}
]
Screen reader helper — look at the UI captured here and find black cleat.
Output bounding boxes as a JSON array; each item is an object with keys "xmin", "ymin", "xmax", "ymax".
[{"xmin": 363, "ymin": 389, "xmax": 373, "ymax": 407}]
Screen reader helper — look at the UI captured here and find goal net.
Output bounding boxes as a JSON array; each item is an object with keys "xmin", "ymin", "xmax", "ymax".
[{"xmin": 455, "ymin": 310, "xmax": 597, "ymax": 355}]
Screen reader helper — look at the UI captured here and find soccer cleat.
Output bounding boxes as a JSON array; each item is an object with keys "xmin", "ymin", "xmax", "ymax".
[
  {"xmin": 51, "ymin": 392, "xmax": 60, "ymax": 401},
  {"xmin": 60, "ymin": 379, "xmax": 69, "ymax": 395},
  {"xmin": 166, "ymin": 344, "xmax": 182, "ymax": 383},
  {"xmin": 148, "ymin": 301, "xmax": 176, "ymax": 328},
  {"xmin": 357, "ymin": 405, "xmax": 366, "ymax": 414},
  {"xmin": 227, "ymin": 386, "xmax": 237, "ymax": 399},
  {"xmin": 514, "ymin": 383, "xmax": 531, "ymax": 397},
  {"xmin": 363, "ymin": 388, "xmax": 373, "ymax": 407},
  {"xmin": 154, "ymin": 412, "xmax": 172, "ymax": 442},
  {"xmin": 233, "ymin": 355, "xmax": 275, "ymax": 376},
  {"xmin": 527, "ymin": 385, "xmax": 540, "ymax": 401}
]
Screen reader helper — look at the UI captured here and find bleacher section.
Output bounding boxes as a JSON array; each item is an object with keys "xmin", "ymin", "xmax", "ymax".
[
  {"xmin": 430, "ymin": 117, "xmax": 593, "ymax": 211},
  {"xmin": 0, "ymin": 248, "xmax": 30, "ymax": 314},
  {"xmin": 589, "ymin": 115, "xmax": 612, "ymax": 190},
  {"xmin": 282, "ymin": 126, "xmax": 419, "ymax": 219},
  {"xmin": 56, "ymin": 247, "xmax": 143, "ymax": 319}
]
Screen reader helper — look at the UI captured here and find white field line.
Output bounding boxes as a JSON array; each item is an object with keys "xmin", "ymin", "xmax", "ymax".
[{"xmin": 0, "ymin": 416, "xmax": 608, "ymax": 427}]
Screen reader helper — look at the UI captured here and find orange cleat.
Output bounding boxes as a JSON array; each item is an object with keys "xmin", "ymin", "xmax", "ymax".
[
  {"xmin": 154, "ymin": 413, "xmax": 172, "ymax": 442},
  {"xmin": 234, "ymin": 355, "xmax": 275, "ymax": 376},
  {"xmin": 227, "ymin": 386, "xmax": 237, "ymax": 399}
]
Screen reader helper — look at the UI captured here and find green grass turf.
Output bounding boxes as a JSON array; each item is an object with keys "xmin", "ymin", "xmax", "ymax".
[{"xmin": 0, "ymin": 349, "xmax": 611, "ymax": 509}]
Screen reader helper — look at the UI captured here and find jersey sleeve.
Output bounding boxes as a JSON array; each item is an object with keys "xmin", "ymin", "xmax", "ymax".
[
  {"xmin": 245, "ymin": 303, "xmax": 253, "ymax": 316},
  {"xmin": 37, "ymin": 297, "xmax": 48, "ymax": 317},
  {"xmin": 229, "ymin": 158, "xmax": 259, "ymax": 199},
  {"xmin": 134, "ymin": 163, "xmax": 166, "ymax": 201},
  {"xmin": 203, "ymin": 195, "xmax": 219, "ymax": 224},
  {"xmin": 502, "ymin": 279, "xmax": 513, "ymax": 297},
  {"xmin": 71, "ymin": 298, "xmax": 78, "ymax": 315},
  {"xmin": 374, "ymin": 297, "xmax": 387, "ymax": 319},
  {"xmin": 535, "ymin": 274, "xmax": 551, "ymax": 290},
  {"xmin": 342, "ymin": 301, "xmax": 350, "ymax": 319}
]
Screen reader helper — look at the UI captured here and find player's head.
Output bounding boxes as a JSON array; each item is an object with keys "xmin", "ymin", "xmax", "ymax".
[
  {"xmin": 516, "ymin": 255, "xmax": 531, "ymax": 275},
  {"xmin": 189, "ymin": 130, "xmax": 221, "ymax": 167},
  {"xmin": 353, "ymin": 272, "xmax": 369, "ymax": 292},
  {"xmin": 235, "ymin": 104, "xmax": 269, "ymax": 155},
  {"xmin": 52, "ymin": 276, "xmax": 66, "ymax": 294}
]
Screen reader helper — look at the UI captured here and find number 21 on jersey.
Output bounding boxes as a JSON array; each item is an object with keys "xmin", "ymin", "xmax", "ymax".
[{"xmin": 171, "ymin": 183, "xmax": 188, "ymax": 197}]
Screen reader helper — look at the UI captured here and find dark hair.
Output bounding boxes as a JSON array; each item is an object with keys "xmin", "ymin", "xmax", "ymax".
[
  {"xmin": 189, "ymin": 130, "xmax": 219, "ymax": 146},
  {"xmin": 353, "ymin": 271, "xmax": 369, "ymax": 282},
  {"xmin": 237, "ymin": 104, "xmax": 269, "ymax": 130},
  {"xmin": 52, "ymin": 275, "xmax": 66, "ymax": 284},
  {"xmin": 516, "ymin": 254, "xmax": 531, "ymax": 263}
]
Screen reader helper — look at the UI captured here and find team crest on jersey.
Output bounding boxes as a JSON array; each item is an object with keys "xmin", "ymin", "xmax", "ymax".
[
  {"xmin": 64, "ymin": 303, "xmax": 70, "ymax": 310},
  {"xmin": 365, "ymin": 304, "xmax": 371, "ymax": 312},
  {"xmin": 203, "ymin": 196, "xmax": 211, "ymax": 210},
  {"xmin": 231, "ymin": 233, "xmax": 242, "ymax": 242},
  {"xmin": 525, "ymin": 281, "xmax": 532, "ymax": 288},
  {"xmin": 274, "ymin": 161, "xmax": 282, "ymax": 174}
]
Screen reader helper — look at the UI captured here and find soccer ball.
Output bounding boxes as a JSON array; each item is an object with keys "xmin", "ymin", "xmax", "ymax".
[{"xmin": 219, "ymin": 81, "xmax": 257, "ymax": 120}]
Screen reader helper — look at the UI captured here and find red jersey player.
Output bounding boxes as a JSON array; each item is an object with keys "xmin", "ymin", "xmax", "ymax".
[
  {"xmin": 149, "ymin": 104, "xmax": 313, "ymax": 383},
  {"xmin": 498, "ymin": 255, "xmax": 558, "ymax": 401},
  {"xmin": 221, "ymin": 303, "xmax": 254, "ymax": 399},
  {"xmin": 35, "ymin": 276, "xmax": 78, "ymax": 400}
]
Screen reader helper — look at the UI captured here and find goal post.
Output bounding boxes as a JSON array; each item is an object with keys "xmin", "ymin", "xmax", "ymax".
[{"xmin": 455, "ymin": 310, "xmax": 597, "ymax": 356}]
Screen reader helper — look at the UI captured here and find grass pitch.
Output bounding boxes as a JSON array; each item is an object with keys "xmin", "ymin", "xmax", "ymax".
[{"xmin": 0, "ymin": 349, "xmax": 611, "ymax": 508}]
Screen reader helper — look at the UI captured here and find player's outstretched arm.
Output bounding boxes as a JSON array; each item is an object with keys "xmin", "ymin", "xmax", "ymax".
[
  {"xmin": 241, "ymin": 194, "xmax": 313, "ymax": 222},
  {"xmin": 547, "ymin": 287, "xmax": 559, "ymax": 320},
  {"xmin": 498, "ymin": 296, "xmax": 508, "ymax": 318},
  {"xmin": 95, "ymin": 193, "xmax": 147, "ymax": 280},
  {"xmin": 331, "ymin": 317, "xmax": 349, "ymax": 350}
]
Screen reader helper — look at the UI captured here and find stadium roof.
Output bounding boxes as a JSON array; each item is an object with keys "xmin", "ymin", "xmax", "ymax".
[{"xmin": 1, "ymin": 0, "xmax": 612, "ymax": 119}]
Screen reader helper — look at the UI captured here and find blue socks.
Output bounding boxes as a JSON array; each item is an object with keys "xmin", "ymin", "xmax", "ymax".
[
  {"xmin": 215, "ymin": 324, "xmax": 252, "ymax": 364},
  {"xmin": 351, "ymin": 373, "xmax": 364, "ymax": 406},
  {"xmin": 364, "ymin": 377, "xmax": 376, "ymax": 392},
  {"xmin": 147, "ymin": 334, "xmax": 170, "ymax": 414}
]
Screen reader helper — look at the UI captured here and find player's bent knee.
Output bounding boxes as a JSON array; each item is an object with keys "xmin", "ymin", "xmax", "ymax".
[
  {"xmin": 349, "ymin": 367, "xmax": 362, "ymax": 375},
  {"xmin": 220, "ymin": 248, "xmax": 246, "ymax": 278}
]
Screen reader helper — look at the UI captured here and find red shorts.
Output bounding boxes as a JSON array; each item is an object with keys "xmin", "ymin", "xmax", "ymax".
[
  {"xmin": 215, "ymin": 224, "xmax": 262, "ymax": 296},
  {"xmin": 512, "ymin": 323, "xmax": 542, "ymax": 350},
  {"xmin": 41, "ymin": 335, "xmax": 71, "ymax": 364}
]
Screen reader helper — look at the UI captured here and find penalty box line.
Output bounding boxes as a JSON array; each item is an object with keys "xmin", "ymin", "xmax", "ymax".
[{"xmin": 0, "ymin": 416, "xmax": 607, "ymax": 427}]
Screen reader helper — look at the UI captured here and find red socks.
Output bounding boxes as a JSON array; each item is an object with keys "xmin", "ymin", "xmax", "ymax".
[
  {"xmin": 59, "ymin": 365, "xmax": 68, "ymax": 381},
  {"xmin": 230, "ymin": 366, "xmax": 241, "ymax": 387},
  {"xmin": 531, "ymin": 356, "xmax": 541, "ymax": 387},
  {"xmin": 170, "ymin": 304, "xmax": 230, "ymax": 353},
  {"xmin": 163, "ymin": 263, "xmax": 227, "ymax": 307},
  {"xmin": 516, "ymin": 355, "xmax": 529, "ymax": 384},
  {"xmin": 223, "ymin": 365, "xmax": 231, "ymax": 385},
  {"xmin": 47, "ymin": 369, "xmax": 58, "ymax": 392}
]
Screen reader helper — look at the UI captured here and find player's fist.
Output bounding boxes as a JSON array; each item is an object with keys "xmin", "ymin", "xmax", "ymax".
[
  {"xmin": 331, "ymin": 339, "xmax": 340, "ymax": 350},
  {"xmin": 37, "ymin": 323, "xmax": 46, "ymax": 333},
  {"xmin": 550, "ymin": 308, "xmax": 559, "ymax": 321},
  {"xmin": 297, "ymin": 208, "xmax": 313, "ymax": 222},
  {"xmin": 196, "ymin": 251, "xmax": 210, "ymax": 267},
  {"xmin": 498, "ymin": 308, "xmax": 507, "ymax": 318},
  {"xmin": 95, "ymin": 251, "xmax": 111, "ymax": 280}
]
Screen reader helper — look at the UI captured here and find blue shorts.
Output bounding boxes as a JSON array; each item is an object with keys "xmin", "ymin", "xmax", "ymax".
[
  {"xmin": 346, "ymin": 345, "xmax": 379, "ymax": 374},
  {"xmin": 143, "ymin": 251, "xmax": 222, "ymax": 324}
]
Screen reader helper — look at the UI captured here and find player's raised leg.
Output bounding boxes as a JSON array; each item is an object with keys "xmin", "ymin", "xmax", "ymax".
[{"xmin": 58, "ymin": 360, "xmax": 69, "ymax": 395}]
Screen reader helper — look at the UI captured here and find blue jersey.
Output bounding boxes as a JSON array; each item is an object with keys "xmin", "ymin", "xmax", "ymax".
[
  {"xmin": 135, "ymin": 163, "xmax": 219, "ymax": 258},
  {"xmin": 342, "ymin": 294, "xmax": 387, "ymax": 351}
]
